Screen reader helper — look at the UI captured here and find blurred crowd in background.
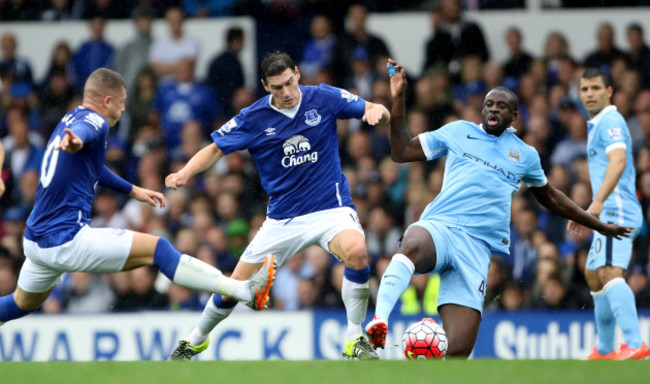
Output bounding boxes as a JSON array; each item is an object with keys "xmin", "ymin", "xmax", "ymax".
[{"xmin": 1, "ymin": 0, "xmax": 650, "ymax": 318}]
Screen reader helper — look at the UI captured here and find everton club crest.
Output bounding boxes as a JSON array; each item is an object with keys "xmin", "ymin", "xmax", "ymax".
[{"xmin": 304, "ymin": 109, "xmax": 321, "ymax": 126}]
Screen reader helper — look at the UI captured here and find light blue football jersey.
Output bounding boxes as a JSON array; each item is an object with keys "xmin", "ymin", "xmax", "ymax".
[
  {"xmin": 25, "ymin": 107, "xmax": 109, "ymax": 248},
  {"xmin": 419, "ymin": 120, "xmax": 547, "ymax": 257},
  {"xmin": 211, "ymin": 84, "xmax": 366, "ymax": 219},
  {"xmin": 587, "ymin": 105, "xmax": 642, "ymax": 226}
]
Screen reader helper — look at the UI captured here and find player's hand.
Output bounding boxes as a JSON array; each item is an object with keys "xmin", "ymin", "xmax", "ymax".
[
  {"xmin": 387, "ymin": 58, "xmax": 407, "ymax": 99},
  {"xmin": 362, "ymin": 103, "xmax": 388, "ymax": 126},
  {"xmin": 165, "ymin": 171, "xmax": 189, "ymax": 190},
  {"xmin": 129, "ymin": 185, "xmax": 166, "ymax": 208},
  {"xmin": 55, "ymin": 128, "xmax": 84, "ymax": 153},
  {"xmin": 586, "ymin": 200, "xmax": 603, "ymax": 218},
  {"xmin": 567, "ymin": 220, "xmax": 593, "ymax": 240},
  {"xmin": 598, "ymin": 223, "xmax": 633, "ymax": 240}
]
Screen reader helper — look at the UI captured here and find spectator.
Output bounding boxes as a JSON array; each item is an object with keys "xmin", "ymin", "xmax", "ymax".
[
  {"xmin": 182, "ymin": 0, "xmax": 235, "ymax": 17},
  {"xmin": 503, "ymin": 26, "xmax": 534, "ymax": 80},
  {"xmin": 582, "ymin": 23, "xmax": 628, "ymax": 75},
  {"xmin": 72, "ymin": 16, "xmax": 115, "ymax": 90},
  {"xmin": 41, "ymin": 0, "xmax": 83, "ymax": 21},
  {"xmin": 151, "ymin": 58, "xmax": 220, "ymax": 151},
  {"xmin": 550, "ymin": 110, "xmax": 588, "ymax": 169},
  {"xmin": 115, "ymin": 6, "xmax": 155, "ymax": 94},
  {"xmin": 112, "ymin": 266, "xmax": 169, "ymax": 311},
  {"xmin": 299, "ymin": 15, "xmax": 336, "ymax": 85},
  {"xmin": 625, "ymin": 23, "xmax": 650, "ymax": 89},
  {"xmin": 149, "ymin": 7, "xmax": 199, "ymax": 78},
  {"xmin": 90, "ymin": 190, "xmax": 129, "ymax": 229},
  {"xmin": 329, "ymin": 3, "xmax": 390, "ymax": 87},
  {"xmin": 0, "ymin": 33, "xmax": 34, "ymax": 90},
  {"xmin": 422, "ymin": 0, "xmax": 489, "ymax": 80},
  {"xmin": 40, "ymin": 41, "xmax": 76, "ymax": 91},
  {"xmin": 60, "ymin": 272, "xmax": 115, "ymax": 313},
  {"xmin": 206, "ymin": 27, "xmax": 245, "ymax": 117}
]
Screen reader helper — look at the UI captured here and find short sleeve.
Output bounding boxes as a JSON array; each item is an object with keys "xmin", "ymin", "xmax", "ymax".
[
  {"xmin": 599, "ymin": 115, "xmax": 629, "ymax": 154},
  {"xmin": 522, "ymin": 148, "xmax": 548, "ymax": 187},
  {"xmin": 318, "ymin": 84, "xmax": 366, "ymax": 120},
  {"xmin": 418, "ymin": 124, "xmax": 454, "ymax": 160},
  {"xmin": 210, "ymin": 112, "xmax": 249, "ymax": 154}
]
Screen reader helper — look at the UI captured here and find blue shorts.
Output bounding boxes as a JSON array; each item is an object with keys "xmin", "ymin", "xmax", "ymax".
[
  {"xmin": 586, "ymin": 224, "xmax": 640, "ymax": 271},
  {"xmin": 410, "ymin": 220, "xmax": 491, "ymax": 314}
]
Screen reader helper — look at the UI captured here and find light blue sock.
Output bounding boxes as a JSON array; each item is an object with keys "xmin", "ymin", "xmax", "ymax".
[
  {"xmin": 591, "ymin": 289, "xmax": 615, "ymax": 354},
  {"xmin": 605, "ymin": 278, "xmax": 643, "ymax": 348},
  {"xmin": 375, "ymin": 254, "xmax": 415, "ymax": 322}
]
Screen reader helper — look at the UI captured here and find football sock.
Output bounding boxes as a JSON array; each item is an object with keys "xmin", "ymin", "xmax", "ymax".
[
  {"xmin": 375, "ymin": 254, "xmax": 415, "ymax": 322},
  {"xmin": 341, "ymin": 265, "xmax": 370, "ymax": 340},
  {"xmin": 604, "ymin": 277, "xmax": 643, "ymax": 349},
  {"xmin": 191, "ymin": 294, "xmax": 237, "ymax": 346},
  {"xmin": 153, "ymin": 238, "xmax": 250, "ymax": 301},
  {"xmin": 591, "ymin": 289, "xmax": 615, "ymax": 354},
  {"xmin": 0, "ymin": 293, "xmax": 31, "ymax": 324}
]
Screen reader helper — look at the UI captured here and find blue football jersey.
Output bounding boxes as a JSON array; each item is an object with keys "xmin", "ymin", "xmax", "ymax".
[
  {"xmin": 587, "ymin": 105, "xmax": 642, "ymax": 226},
  {"xmin": 419, "ymin": 121, "xmax": 548, "ymax": 257},
  {"xmin": 210, "ymin": 84, "xmax": 366, "ymax": 219},
  {"xmin": 24, "ymin": 107, "xmax": 109, "ymax": 247}
]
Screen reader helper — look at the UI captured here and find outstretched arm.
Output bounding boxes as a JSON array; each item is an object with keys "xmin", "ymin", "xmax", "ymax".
[
  {"xmin": 387, "ymin": 58, "xmax": 426, "ymax": 163},
  {"xmin": 55, "ymin": 128, "xmax": 84, "ymax": 153},
  {"xmin": 165, "ymin": 143, "xmax": 224, "ymax": 189},
  {"xmin": 530, "ymin": 183, "xmax": 631, "ymax": 239}
]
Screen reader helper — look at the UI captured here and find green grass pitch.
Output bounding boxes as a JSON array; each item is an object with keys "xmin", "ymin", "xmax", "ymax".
[{"xmin": 3, "ymin": 360, "xmax": 650, "ymax": 384}]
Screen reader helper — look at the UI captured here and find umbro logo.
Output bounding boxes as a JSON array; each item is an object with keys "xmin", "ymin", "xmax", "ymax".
[
  {"xmin": 467, "ymin": 134, "xmax": 480, "ymax": 140},
  {"xmin": 265, "ymin": 127, "xmax": 276, "ymax": 136}
]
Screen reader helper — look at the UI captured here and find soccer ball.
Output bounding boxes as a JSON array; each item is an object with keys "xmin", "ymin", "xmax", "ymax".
[{"xmin": 402, "ymin": 318, "xmax": 448, "ymax": 359}]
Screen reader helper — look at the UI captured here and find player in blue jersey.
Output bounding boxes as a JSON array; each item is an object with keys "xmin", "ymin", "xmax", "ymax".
[
  {"xmin": 166, "ymin": 51, "xmax": 390, "ymax": 360},
  {"xmin": 570, "ymin": 68, "xmax": 649, "ymax": 360},
  {"xmin": 0, "ymin": 68, "xmax": 276, "ymax": 328},
  {"xmin": 364, "ymin": 59, "xmax": 631, "ymax": 358}
]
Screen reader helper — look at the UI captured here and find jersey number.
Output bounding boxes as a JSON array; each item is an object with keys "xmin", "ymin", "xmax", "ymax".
[
  {"xmin": 478, "ymin": 280, "xmax": 486, "ymax": 297},
  {"xmin": 40, "ymin": 135, "xmax": 62, "ymax": 188}
]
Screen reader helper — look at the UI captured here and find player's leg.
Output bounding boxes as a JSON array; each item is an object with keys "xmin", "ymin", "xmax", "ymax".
[
  {"xmin": 598, "ymin": 266, "xmax": 648, "ymax": 359},
  {"xmin": 584, "ymin": 266, "xmax": 617, "ymax": 359},
  {"xmin": 366, "ymin": 224, "xmax": 437, "ymax": 349},
  {"xmin": 438, "ymin": 304, "xmax": 481, "ymax": 357},
  {"xmin": 0, "ymin": 254, "xmax": 60, "ymax": 325},
  {"xmin": 125, "ymin": 232, "xmax": 274, "ymax": 307},
  {"xmin": 171, "ymin": 216, "xmax": 302, "ymax": 360}
]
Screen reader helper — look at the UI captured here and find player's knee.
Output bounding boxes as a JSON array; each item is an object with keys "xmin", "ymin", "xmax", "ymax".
[{"xmin": 340, "ymin": 240, "xmax": 368, "ymax": 267}]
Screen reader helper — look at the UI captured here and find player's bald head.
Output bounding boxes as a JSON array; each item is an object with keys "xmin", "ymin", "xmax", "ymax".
[
  {"xmin": 83, "ymin": 68, "xmax": 126, "ymax": 103},
  {"xmin": 486, "ymin": 86, "xmax": 519, "ymax": 111}
]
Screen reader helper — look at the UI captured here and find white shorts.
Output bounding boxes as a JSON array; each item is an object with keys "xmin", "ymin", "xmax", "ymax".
[
  {"xmin": 241, "ymin": 206, "xmax": 364, "ymax": 266},
  {"xmin": 18, "ymin": 225, "xmax": 135, "ymax": 293}
]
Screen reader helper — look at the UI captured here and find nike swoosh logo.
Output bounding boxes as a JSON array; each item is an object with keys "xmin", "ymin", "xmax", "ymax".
[
  {"xmin": 466, "ymin": 135, "xmax": 480, "ymax": 140},
  {"xmin": 407, "ymin": 350, "xmax": 416, "ymax": 359}
]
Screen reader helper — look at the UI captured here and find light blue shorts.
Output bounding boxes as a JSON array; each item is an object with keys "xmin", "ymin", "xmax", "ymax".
[
  {"xmin": 586, "ymin": 223, "xmax": 641, "ymax": 271},
  {"xmin": 410, "ymin": 220, "xmax": 491, "ymax": 314}
]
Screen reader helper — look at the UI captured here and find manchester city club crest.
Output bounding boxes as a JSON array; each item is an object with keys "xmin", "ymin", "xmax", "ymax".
[
  {"xmin": 304, "ymin": 109, "xmax": 321, "ymax": 126},
  {"xmin": 508, "ymin": 149, "xmax": 520, "ymax": 163}
]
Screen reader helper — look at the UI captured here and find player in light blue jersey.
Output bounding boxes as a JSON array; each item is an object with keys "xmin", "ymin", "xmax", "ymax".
[
  {"xmin": 571, "ymin": 68, "xmax": 649, "ymax": 360},
  {"xmin": 0, "ymin": 68, "xmax": 276, "ymax": 329},
  {"xmin": 365, "ymin": 59, "xmax": 631, "ymax": 358},
  {"xmin": 166, "ymin": 51, "xmax": 390, "ymax": 360}
]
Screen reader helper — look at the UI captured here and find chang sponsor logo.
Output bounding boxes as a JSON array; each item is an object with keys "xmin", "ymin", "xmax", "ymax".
[{"xmin": 281, "ymin": 135, "xmax": 318, "ymax": 168}]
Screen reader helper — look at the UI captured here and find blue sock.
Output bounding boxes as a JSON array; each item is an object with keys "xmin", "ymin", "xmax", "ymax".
[
  {"xmin": 344, "ymin": 265, "xmax": 370, "ymax": 283},
  {"xmin": 592, "ymin": 290, "xmax": 615, "ymax": 354},
  {"xmin": 605, "ymin": 278, "xmax": 643, "ymax": 348},
  {"xmin": 153, "ymin": 237, "xmax": 181, "ymax": 280},
  {"xmin": 375, "ymin": 254, "xmax": 415, "ymax": 322},
  {"xmin": 212, "ymin": 293, "xmax": 237, "ymax": 309},
  {"xmin": 0, "ymin": 293, "xmax": 31, "ymax": 323}
]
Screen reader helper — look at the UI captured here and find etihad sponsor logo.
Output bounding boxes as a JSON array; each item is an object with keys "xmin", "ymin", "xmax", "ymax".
[
  {"xmin": 281, "ymin": 135, "xmax": 318, "ymax": 168},
  {"xmin": 463, "ymin": 152, "xmax": 519, "ymax": 182}
]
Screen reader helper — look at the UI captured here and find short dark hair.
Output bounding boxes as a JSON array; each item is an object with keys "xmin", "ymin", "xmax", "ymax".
[
  {"xmin": 226, "ymin": 27, "xmax": 244, "ymax": 44},
  {"xmin": 581, "ymin": 68, "xmax": 611, "ymax": 88},
  {"xmin": 260, "ymin": 51, "xmax": 294, "ymax": 82},
  {"xmin": 627, "ymin": 22, "xmax": 644, "ymax": 35},
  {"xmin": 489, "ymin": 86, "xmax": 519, "ymax": 111}
]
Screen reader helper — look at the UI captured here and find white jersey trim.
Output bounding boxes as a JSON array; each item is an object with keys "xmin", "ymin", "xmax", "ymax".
[
  {"xmin": 269, "ymin": 89, "xmax": 303, "ymax": 119},
  {"xmin": 418, "ymin": 133, "xmax": 445, "ymax": 160},
  {"xmin": 524, "ymin": 178, "xmax": 548, "ymax": 188},
  {"xmin": 605, "ymin": 142, "xmax": 627, "ymax": 153}
]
